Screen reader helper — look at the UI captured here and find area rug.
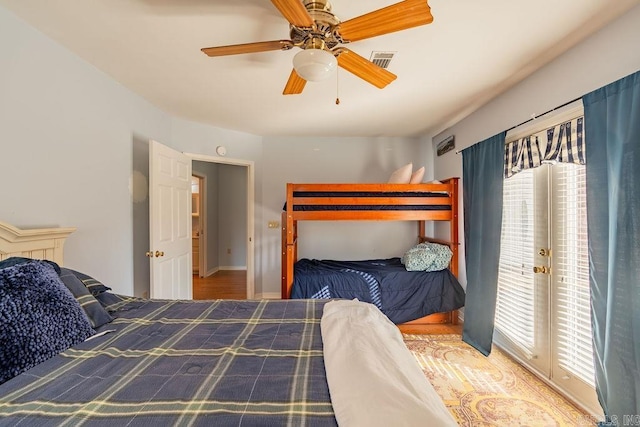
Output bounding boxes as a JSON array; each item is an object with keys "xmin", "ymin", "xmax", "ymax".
[{"xmin": 402, "ymin": 334, "xmax": 593, "ymax": 426}]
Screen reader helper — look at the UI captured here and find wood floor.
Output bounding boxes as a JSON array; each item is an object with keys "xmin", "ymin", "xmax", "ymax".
[
  {"xmin": 192, "ymin": 270, "xmax": 463, "ymax": 334},
  {"xmin": 193, "ymin": 270, "xmax": 246, "ymax": 300}
]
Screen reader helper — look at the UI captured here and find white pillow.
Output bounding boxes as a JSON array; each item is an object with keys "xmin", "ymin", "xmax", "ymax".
[
  {"xmin": 388, "ymin": 163, "xmax": 413, "ymax": 184},
  {"xmin": 410, "ymin": 166, "xmax": 425, "ymax": 184}
]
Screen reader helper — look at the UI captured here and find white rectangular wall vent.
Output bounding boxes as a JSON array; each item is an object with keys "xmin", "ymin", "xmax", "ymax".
[{"xmin": 369, "ymin": 51, "xmax": 396, "ymax": 69}]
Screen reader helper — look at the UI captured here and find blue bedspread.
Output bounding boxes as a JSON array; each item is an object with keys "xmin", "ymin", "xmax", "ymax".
[
  {"xmin": 291, "ymin": 258, "xmax": 465, "ymax": 324},
  {"xmin": 0, "ymin": 298, "xmax": 337, "ymax": 426}
]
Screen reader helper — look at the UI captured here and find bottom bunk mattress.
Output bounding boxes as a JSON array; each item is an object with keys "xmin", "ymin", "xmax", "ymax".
[{"xmin": 291, "ymin": 257, "xmax": 466, "ymax": 324}]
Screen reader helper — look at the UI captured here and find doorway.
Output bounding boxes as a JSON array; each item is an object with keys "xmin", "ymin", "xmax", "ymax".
[{"xmin": 187, "ymin": 153, "xmax": 255, "ymax": 300}]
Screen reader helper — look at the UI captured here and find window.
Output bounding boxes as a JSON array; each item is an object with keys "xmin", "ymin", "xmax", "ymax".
[{"xmin": 552, "ymin": 163, "xmax": 594, "ymax": 387}]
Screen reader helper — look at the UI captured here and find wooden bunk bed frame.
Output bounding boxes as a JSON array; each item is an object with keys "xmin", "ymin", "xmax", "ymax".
[{"xmin": 281, "ymin": 177, "xmax": 460, "ymax": 329}]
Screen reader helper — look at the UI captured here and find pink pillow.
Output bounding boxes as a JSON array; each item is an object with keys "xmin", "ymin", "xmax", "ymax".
[
  {"xmin": 388, "ymin": 163, "xmax": 413, "ymax": 184},
  {"xmin": 410, "ymin": 166, "xmax": 425, "ymax": 184}
]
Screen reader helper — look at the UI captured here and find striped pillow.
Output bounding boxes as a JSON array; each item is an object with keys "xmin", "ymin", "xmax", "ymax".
[
  {"xmin": 58, "ymin": 268, "xmax": 113, "ymax": 328},
  {"xmin": 65, "ymin": 269, "xmax": 112, "ymax": 296}
]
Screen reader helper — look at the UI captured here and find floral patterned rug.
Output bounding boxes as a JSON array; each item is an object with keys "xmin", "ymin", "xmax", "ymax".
[{"xmin": 402, "ymin": 334, "xmax": 594, "ymax": 426}]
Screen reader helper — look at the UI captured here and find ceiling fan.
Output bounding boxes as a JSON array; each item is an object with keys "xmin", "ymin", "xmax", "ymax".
[{"xmin": 201, "ymin": 0, "xmax": 433, "ymax": 95}]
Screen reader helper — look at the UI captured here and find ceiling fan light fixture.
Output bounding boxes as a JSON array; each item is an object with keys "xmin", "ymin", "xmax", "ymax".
[{"xmin": 292, "ymin": 49, "xmax": 337, "ymax": 82}]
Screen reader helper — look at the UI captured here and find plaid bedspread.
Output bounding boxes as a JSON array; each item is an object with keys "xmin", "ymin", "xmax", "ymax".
[{"xmin": 0, "ymin": 298, "xmax": 337, "ymax": 426}]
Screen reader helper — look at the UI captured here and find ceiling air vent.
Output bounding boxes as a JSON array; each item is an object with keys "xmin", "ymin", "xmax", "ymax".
[{"xmin": 369, "ymin": 51, "xmax": 396, "ymax": 69}]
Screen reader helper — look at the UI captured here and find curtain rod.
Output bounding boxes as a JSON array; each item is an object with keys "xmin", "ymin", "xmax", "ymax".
[{"xmin": 454, "ymin": 95, "xmax": 582, "ymax": 154}]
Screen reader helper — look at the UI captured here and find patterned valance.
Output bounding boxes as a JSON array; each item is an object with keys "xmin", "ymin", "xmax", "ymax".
[{"xmin": 504, "ymin": 116, "xmax": 585, "ymax": 178}]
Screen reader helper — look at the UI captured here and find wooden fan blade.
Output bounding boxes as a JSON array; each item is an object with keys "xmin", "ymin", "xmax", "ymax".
[
  {"xmin": 338, "ymin": 0, "xmax": 433, "ymax": 42},
  {"xmin": 283, "ymin": 69, "xmax": 307, "ymax": 95},
  {"xmin": 271, "ymin": 0, "xmax": 314, "ymax": 28},
  {"xmin": 336, "ymin": 48, "xmax": 397, "ymax": 89},
  {"xmin": 201, "ymin": 40, "xmax": 293, "ymax": 57}
]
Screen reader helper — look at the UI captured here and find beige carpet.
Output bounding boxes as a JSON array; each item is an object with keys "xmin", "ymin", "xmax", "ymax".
[{"xmin": 403, "ymin": 334, "xmax": 594, "ymax": 426}]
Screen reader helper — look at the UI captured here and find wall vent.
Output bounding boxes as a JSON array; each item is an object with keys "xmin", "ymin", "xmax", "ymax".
[{"xmin": 370, "ymin": 51, "xmax": 396, "ymax": 69}]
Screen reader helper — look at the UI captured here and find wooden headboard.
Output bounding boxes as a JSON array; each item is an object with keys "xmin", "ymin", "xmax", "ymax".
[{"xmin": 0, "ymin": 221, "xmax": 76, "ymax": 266}]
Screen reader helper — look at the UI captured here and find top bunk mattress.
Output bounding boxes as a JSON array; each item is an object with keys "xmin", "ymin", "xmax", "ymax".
[{"xmin": 284, "ymin": 190, "xmax": 451, "ymax": 211}]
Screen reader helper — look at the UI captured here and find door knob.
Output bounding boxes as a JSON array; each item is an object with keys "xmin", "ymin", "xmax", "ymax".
[
  {"xmin": 533, "ymin": 266, "xmax": 549, "ymax": 274},
  {"xmin": 155, "ymin": 250, "xmax": 165, "ymax": 257},
  {"xmin": 145, "ymin": 251, "xmax": 153, "ymax": 258},
  {"xmin": 538, "ymin": 248, "xmax": 550, "ymax": 256}
]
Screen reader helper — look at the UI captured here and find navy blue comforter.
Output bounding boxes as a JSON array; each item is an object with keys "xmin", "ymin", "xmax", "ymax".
[{"xmin": 290, "ymin": 258, "xmax": 465, "ymax": 324}]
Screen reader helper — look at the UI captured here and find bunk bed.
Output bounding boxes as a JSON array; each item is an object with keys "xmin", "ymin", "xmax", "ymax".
[{"xmin": 281, "ymin": 178, "xmax": 464, "ymax": 329}]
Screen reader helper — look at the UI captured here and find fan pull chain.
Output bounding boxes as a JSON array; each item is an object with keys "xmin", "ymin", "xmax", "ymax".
[{"xmin": 335, "ymin": 67, "xmax": 340, "ymax": 105}]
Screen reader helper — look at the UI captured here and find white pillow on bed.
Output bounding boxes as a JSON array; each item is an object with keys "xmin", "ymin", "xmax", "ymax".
[
  {"xmin": 388, "ymin": 163, "xmax": 413, "ymax": 183},
  {"xmin": 410, "ymin": 166, "xmax": 425, "ymax": 183}
]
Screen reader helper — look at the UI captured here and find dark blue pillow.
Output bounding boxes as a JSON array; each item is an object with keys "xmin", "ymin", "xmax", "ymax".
[
  {"xmin": 65, "ymin": 268, "xmax": 111, "ymax": 296},
  {"xmin": 0, "ymin": 256, "xmax": 61, "ymax": 274},
  {"xmin": 58, "ymin": 268, "xmax": 113, "ymax": 328},
  {"xmin": 95, "ymin": 291, "xmax": 132, "ymax": 310},
  {"xmin": 0, "ymin": 260, "xmax": 95, "ymax": 384}
]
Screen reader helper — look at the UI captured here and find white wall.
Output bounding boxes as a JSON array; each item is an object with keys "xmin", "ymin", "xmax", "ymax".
[
  {"xmin": 430, "ymin": 4, "xmax": 640, "ymax": 289},
  {"xmin": 132, "ymin": 137, "xmax": 150, "ymax": 297},
  {"xmin": 0, "ymin": 6, "xmax": 171, "ymax": 295}
]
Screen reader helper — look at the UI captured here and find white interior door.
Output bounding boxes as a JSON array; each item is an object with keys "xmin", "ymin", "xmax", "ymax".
[{"xmin": 149, "ymin": 140, "xmax": 192, "ymax": 299}]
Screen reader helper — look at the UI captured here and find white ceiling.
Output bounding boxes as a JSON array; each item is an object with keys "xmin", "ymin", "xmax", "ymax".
[{"xmin": 1, "ymin": 0, "xmax": 637, "ymax": 137}]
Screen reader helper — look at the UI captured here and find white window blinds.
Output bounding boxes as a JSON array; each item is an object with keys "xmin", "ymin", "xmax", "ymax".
[
  {"xmin": 552, "ymin": 163, "xmax": 594, "ymax": 387},
  {"xmin": 495, "ymin": 169, "xmax": 536, "ymax": 356}
]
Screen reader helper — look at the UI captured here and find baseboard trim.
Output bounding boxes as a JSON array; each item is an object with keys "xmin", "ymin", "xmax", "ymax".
[
  {"xmin": 256, "ymin": 292, "xmax": 281, "ymax": 300},
  {"xmin": 218, "ymin": 266, "xmax": 247, "ymax": 271},
  {"xmin": 203, "ymin": 267, "xmax": 219, "ymax": 278}
]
